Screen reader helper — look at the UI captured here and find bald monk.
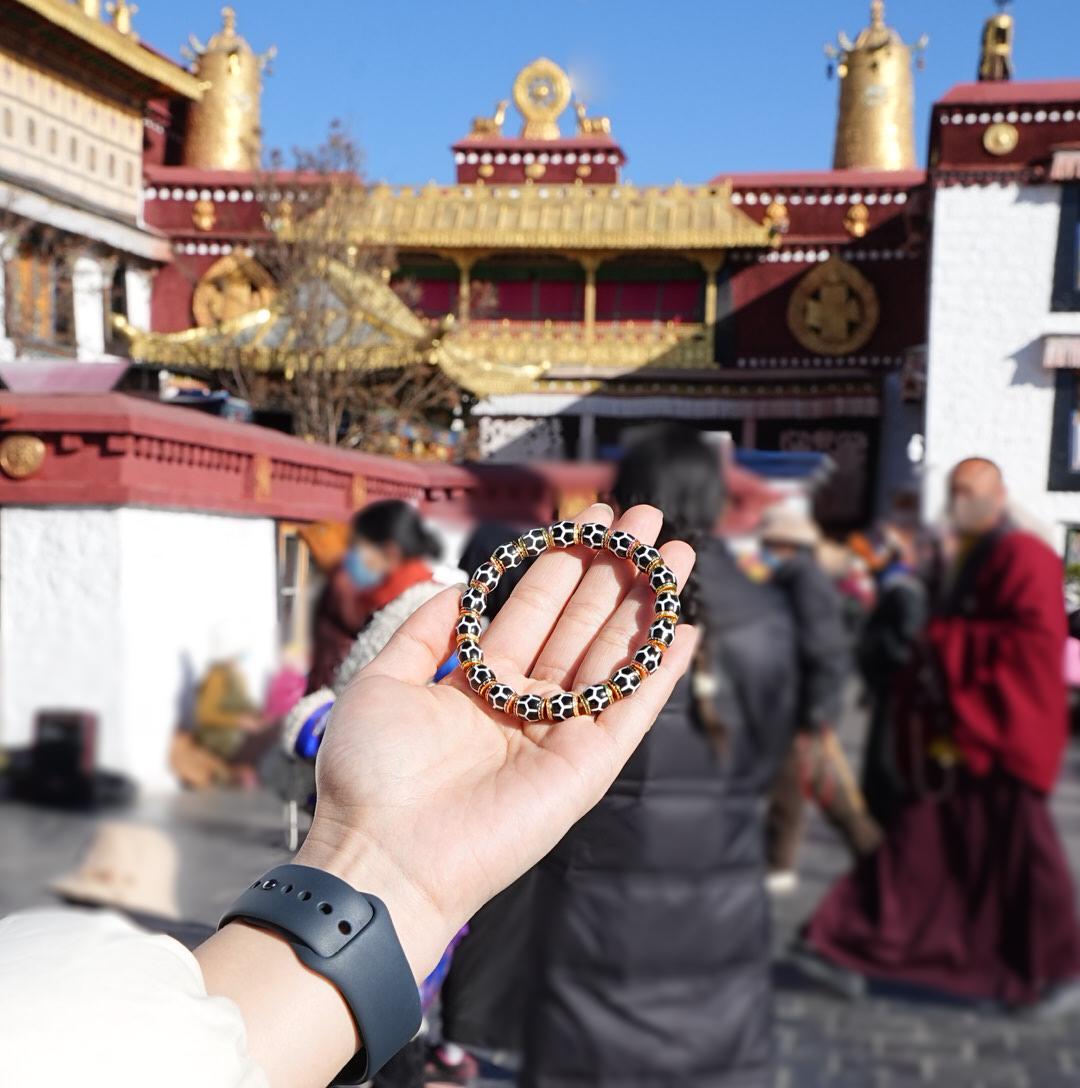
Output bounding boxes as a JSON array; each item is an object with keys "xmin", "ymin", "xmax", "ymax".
[{"xmin": 799, "ymin": 458, "xmax": 1080, "ymax": 1011}]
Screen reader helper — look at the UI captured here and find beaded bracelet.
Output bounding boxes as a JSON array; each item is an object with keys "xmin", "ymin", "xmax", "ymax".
[{"xmin": 456, "ymin": 521, "xmax": 682, "ymax": 723}]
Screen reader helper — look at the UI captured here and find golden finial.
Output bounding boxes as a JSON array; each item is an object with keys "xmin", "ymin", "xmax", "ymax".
[
  {"xmin": 79, "ymin": 0, "xmax": 101, "ymax": 17},
  {"xmin": 107, "ymin": 0, "xmax": 137, "ymax": 37},
  {"xmin": 574, "ymin": 100, "xmax": 612, "ymax": 137},
  {"xmin": 978, "ymin": 1, "xmax": 1014, "ymax": 82},
  {"xmin": 181, "ymin": 6, "xmax": 276, "ymax": 171},
  {"xmin": 512, "ymin": 58, "xmax": 572, "ymax": 140},
  {"xmin": 826, "ymin": 1, "xmax": 928, "ymax": 170}
]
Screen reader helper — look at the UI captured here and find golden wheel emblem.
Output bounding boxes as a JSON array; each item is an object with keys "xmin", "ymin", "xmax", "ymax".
[
  {"xmin": 513, "ymin": 57, "xmax": 572, "ymax": 140},
  {"xmin": 0, "ymin": 435, "xmax": 46, "ymax": 479},
  {"xmin": 192, "ymin": 252, "xmax": 276, "ymax": 328},
  {"xmin": 787, "ymin": 256, "xmax": 880, "ymax": 356},
  {"xmin": 983, "ymin": 121, "xmax": 1019, "ymax": 157}
]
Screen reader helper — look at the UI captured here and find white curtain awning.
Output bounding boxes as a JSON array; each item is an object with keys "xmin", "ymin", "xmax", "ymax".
[
  {"xmin": 1043, "ymin": 335, "xmax": 1080, "ymax": 369},
  {"xmin": 1050, "ymin": 149, "xmax": 1080, "ymax": 181}
]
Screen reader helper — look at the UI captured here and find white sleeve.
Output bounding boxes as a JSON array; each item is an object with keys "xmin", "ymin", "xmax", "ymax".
[{"xmin": 0, "ymin": 909, "xmax": 269, "ymax": 1088}]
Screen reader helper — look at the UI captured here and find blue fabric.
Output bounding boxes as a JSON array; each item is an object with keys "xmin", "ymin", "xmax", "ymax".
[{"xmin": 433, "ymin": 652, "xmax": 459, "ymax": 682}]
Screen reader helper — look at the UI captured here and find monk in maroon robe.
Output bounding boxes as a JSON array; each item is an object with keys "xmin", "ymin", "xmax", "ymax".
[{"xmin": 803, "ymin": 458, "xmax": 1080, "ymax": 1008}]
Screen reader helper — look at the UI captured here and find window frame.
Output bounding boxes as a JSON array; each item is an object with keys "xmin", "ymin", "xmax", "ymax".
[{"xmin": 1052, "ymin": 183, "xmax": 1080, "ymax": 312}]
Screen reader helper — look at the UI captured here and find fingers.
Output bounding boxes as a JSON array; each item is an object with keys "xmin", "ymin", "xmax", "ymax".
[
  {"xmin": 573, "ymin": 539, "xmax": 696, "ymax": 687},
  {"xmin": 530, "ymin": 506, "xmax": 663, "ymax": 687},
  {"xmin": 359, "ymin": 585, "xmax": 460, "ymax": 685},
  {"xmin": 480, "ymin": 503, "xmax": 614, "ymax": 674},
  {"xmin": 597, "ymin": 622, "xmax": 700, "ymax": 751}
]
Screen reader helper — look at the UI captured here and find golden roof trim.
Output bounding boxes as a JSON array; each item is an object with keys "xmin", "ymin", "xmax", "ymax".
[
  {"xmin": 14, "ymin": 0, "xmax": 202, "ymax": 100},
  {"xmin": 301, "ymin": 180, "xmax": 771, "ymax": 252}
]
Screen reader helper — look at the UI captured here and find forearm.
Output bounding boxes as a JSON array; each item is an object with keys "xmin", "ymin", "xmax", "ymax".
[{"xmin": 194, "ymin": 831, "xmax": 455, "ymax": 1088}]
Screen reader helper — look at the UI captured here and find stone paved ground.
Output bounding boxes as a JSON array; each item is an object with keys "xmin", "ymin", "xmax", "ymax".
[{"xmin": 4, "ymin": 723, "xmax": 1080, "ymax": 1086}]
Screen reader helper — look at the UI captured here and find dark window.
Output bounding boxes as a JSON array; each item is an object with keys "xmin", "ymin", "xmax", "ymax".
[
  {"xmin": 1048, "ymin": 369, "xmax": 1080, "ymax": 490},
  {"xmin": 1052, "ymin": 184, "xmax": 1080, "ymax": 311}
]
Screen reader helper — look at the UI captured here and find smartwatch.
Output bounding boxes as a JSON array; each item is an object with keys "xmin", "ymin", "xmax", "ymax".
[{"xmin": 219, "ymin": 863, "xmax": 421, "ymax": 1082}]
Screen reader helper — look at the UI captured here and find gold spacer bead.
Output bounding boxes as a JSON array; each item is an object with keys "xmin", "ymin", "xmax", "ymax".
[
  {"xmin": 455, "ymin": 632, "xmax": 480, "ymax": 647},
  {"xmin": 573, "ymin": 522, "xmax": 583, "ymax": 545},
  {"xmin": 469, "ymin": 580, "xmax": 492, "ymax": 595},
  {"xmin": 629, "ymin": 660, "xmax": 650, "ymax": 683},
  {"xmin": 478, "ymin": 678, "xmax": 496, "ymax": 700},
  {"xmin": 626, "ymin": 539, "xmax": 642, "ymax": 561},
  {"xmin": 573, "ymin": 692, "xmax": 588, "ymax": 717},
  {"xmin": 647, "ymin": 638, "xmax": 669, "ymax": 653},
  {"xmin": 646, "ymin": 555, "xmax": 666, "ymax": 574},
  {"xmin": 505, "ymin": 693, "xmax": 519, "ymax": 717},
  {"xmin": 540, "ymin": 696, "xmax": 553, "ymax": 722},
  {"xmin": 462, "ymin": 658, "xmax": 487, "ymax": 672},
  {"xmin": 489, "ymin": 554, "xmax": 506, "ymax": 576},
  {"xmin": 604, "ymin": 680, "xmax": 622, "ymax": 703},
  {"xmin": 514, "ymin": 538, "xmax": 529, "ymax": 561},
  {"xmin": 542, "ymin": 526, "xmax": 555, "ymax": 550},
  {"xmin": 458, "ymin": 607, "xmax": 483, "ymax": 622},
  {"xmin": 655, "ymin": 611, "xmax": 680, "ymax": 623},
  {"xmin": 602, "ymin": 528, "xmax": 614, "ymax": 550},
  {"xmin": 654, "ymin": 582, "xmax": 678, "ymax": 595}
]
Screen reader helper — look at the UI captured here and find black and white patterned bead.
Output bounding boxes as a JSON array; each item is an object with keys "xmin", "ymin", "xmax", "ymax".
[
  {"xmin": 632, "ymin": 544, "xmax": 662, "ymax": 573},
  {"xmin": 634, "ymin": 643, "xmax": 664, "ymax": 674},
  {"xmin": 472, "ymin": 562, "xmax": 502, "ymax": 592},
  {"xmin": 460, "ymin": 586, "xmax": 488, "ymax": 614},
  {"xmin": 519, "ymin": 528, "xmax": 550, "ymax": 557},
  {"xmin": 648, "ymin": 618, "xmax": 676, "ymax": 648},
  {"xmin": 580, "ymin": 682, "xmax": 613, "ymax": 715},
  {"xmin": 648, "ymin": 564, "xmax": 677, "ymax": 592},
  {"xmin": 548, "ymin": 520, "xmax": 578, "ymax": 548},
  {"xmin": 486, "ymin": 684, "xmax": 515, "ymax": 712},
  {"xmin": 456, "ymin": 614, "xmax": 483, "ymax": 641},
  {"xmin": 654, "ymin": 591, "xmax": 681, "ymax": 619},
  {"xmin": 457, "ymin": 639, "xmax": 483, "ymax": 665},
  {"xmin": 578, "ymin": 522, "xmax": 608, "ymax": 550},
  {"xmin": 492, "ymin": 540, "xmax": 525, "ymax": 570},
  {"xmin": 467, "ymin": 664, "xmax": 496, "ymax": 693},
  {"xmin": 548, "ymin": 691, "xmax": 579, "ymax": 722},
  {"xmin": 605, "ymin": 530, "xmax": 636, "ymax": 559},
  {"xmin": 515, "ymin": 693, "xmax": 544, "ymax": 722},
  {"xmin": 611, "ymin": 665, "xmax": 643, "ymax": 697}
]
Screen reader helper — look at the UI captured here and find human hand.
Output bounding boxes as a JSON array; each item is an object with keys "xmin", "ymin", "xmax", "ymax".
[{"xmin": 295, "ymin": 502, "xmax": 697, "ymax": 978}]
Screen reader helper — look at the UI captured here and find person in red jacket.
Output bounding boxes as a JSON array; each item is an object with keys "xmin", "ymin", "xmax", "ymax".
[{"xmin": 798, "ymin": 457, "xmax": 1080, "ymax": 1012}]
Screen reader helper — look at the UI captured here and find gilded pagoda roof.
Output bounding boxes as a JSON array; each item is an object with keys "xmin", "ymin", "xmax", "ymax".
[
  {"xmin": 295, "ymin": 180, "xmax": 772, "ymax": 253},
  {"xmin": 114, "ymin": 261, "xmax": 548, "ymax": 398}
]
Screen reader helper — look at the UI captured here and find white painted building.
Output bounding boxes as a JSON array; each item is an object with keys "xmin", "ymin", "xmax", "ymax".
[{"xmin": 922, "ymin": 80, "xmax": 1080, "ymax": 550}]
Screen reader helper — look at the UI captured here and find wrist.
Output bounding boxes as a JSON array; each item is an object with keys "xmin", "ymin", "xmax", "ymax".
[{"xmin": 293, "ymin": 818, "xmax": 452, "ymax": 981}]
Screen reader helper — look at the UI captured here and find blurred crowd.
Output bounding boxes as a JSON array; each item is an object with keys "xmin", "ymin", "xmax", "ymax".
[{"xmin": 42, "ymin": 429, "xmax": 1080, "ymax": 1087}]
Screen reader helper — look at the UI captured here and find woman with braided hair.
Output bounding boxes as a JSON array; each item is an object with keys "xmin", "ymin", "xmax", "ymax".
[{"xmin": 521, "ymin": 428, "xmax": 799, "ymax": 1088}]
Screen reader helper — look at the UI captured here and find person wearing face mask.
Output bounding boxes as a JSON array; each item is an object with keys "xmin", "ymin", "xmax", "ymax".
[
  {"xmin": 282, "ymin": 501, "xmax": 463, "ymax": 763},
  {"xmin": 796, "ymin": 458, "xmax": 1080, "ymax": 1014}
]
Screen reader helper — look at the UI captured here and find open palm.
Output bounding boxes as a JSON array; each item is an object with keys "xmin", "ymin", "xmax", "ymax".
[{"xmin": 296, "ymin": 503, "xmax": 697, "ymax": 978}]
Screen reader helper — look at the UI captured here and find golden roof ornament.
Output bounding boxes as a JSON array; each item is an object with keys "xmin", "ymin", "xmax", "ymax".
[
  {"xmin": 574, "ymin": 100, "xmax": 611, "ymax": 137},
  {"xmin": 513, "ymin": 58, "xmax": 572, "ymax": 140},
  {"xmin": 825, "ymin": 1, "xmax": 927, "ymax": 171},
  {"xmin": 79, "ymin": 0, "xmax": 101, "ymax": 18},
  {"xmin": 978, "ymin": 0, "xmax": 1014, "ymax": 82},
  {"xmin": 468, "ymin": 100, "xmax": 509, "ymax": 139},
  {"xmin": 181, "ymin": 6, "xmax": 276, "ymax": 171},
  {"xmin": 106, "ymin": 0, "xmax": 137, "ymax": 38}
]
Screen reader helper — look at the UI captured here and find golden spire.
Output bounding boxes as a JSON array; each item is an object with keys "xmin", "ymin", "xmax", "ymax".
[
  {"xmin": 79, "ymin": 0, "xmax": 101, "ymax": 18},
  {"xmin": 181, "ymin": 6, "xmax": 276, "ymax": 171},
  {"xmin": 826, "ymin": 1, "xmax": 928, "ymax": 171},
  {"xmin": 978, "ymin": 1, "xmax": 1014, "ymax": 82}
]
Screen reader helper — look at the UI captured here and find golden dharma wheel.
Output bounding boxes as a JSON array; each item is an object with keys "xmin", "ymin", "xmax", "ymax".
[
  {"xmin": 0, "ymin": 435, "xmax": 47, "ymax": 479},
  {"xmin": 513, "ymin": 58, "xmax": 572, "ymax": 140}
]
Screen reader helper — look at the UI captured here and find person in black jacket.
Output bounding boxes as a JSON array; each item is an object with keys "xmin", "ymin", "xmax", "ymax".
[
  {"xmin": 760, "ymin": 509, "xmax": 881, "ymax": 890},
  {"xmin": 521, "ymin": 429, "xmax": 799, "ymax": 1088}
]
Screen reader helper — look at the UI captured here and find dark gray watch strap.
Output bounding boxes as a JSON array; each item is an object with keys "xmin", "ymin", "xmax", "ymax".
[{"xmin": 220, "ymin": 864, "xmax": 421, "ymax": 1083}]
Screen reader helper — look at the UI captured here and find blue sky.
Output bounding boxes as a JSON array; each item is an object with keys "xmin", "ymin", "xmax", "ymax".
[{"xmin": 137, "ymin": 1, "xmax": 1080, "ymax": 185}]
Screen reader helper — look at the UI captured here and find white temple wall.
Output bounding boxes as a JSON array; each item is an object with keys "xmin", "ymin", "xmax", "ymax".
[
  {"xmin": 924, "ymin": 182, "xmax": 1080, "ymax": 548},
  {"xmin": 0, "ymin": 506, "xmax": 278, "ymax": 792}
]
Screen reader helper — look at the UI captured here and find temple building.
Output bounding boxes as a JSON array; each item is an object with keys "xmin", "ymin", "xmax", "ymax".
[
  {"xmin": 122, "ymin": 3, "xmax": 939, "ymax": 528},
  {"xmin": 0, "ymin": 0, "xmax": 200, "ymax": 365}
]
